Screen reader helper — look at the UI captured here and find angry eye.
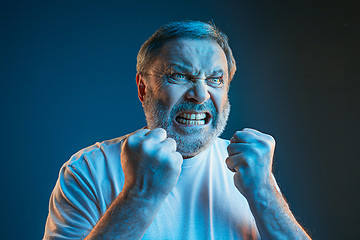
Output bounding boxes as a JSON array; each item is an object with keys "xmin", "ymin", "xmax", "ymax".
[
  {"xmin": 206, "ymin": 76, "xmax": 224, "ymax": 86},
  {"xmin": 169, "ymin": 73, "xmax": 188, "ymax": 80}
]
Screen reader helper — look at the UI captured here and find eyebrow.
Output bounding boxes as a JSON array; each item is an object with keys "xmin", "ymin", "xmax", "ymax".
[
  {"xmin": 168, "ymin": 64, "xmax": 225, "ymax": 76},
  {"xmin": 168, "ymin": 64, "xmax": 194, "ymax": 74},
  {"xmin": 209, "ymin": 69, "xmax": 225, "ymax": 76}
]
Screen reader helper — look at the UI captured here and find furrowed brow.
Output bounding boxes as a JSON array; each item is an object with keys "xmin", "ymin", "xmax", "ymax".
[
  {"xmin": 168, "ymin": 64, "xmax": 194, "ymax": 74},
  {"xmin": 167, "ymin": 64, "xmax": 225, "ymax": 77},
  {"xmin": 209, "ymin": 69, "xmax": 225, "ymax": 76}
]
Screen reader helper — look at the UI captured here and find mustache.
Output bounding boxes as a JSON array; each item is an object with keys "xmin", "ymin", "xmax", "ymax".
[{"xmin": 171, "ymin": 101, "xmax": 217, "ymax": 117}]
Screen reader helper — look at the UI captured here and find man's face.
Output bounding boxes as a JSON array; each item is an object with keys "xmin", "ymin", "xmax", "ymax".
[{"xmin": 139, "ymin": 38, "xmax": 231, "ymax": 158}]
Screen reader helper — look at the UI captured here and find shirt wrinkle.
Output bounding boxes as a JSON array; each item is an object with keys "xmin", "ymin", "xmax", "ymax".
[{"xmin": 44, "ymin": 136, "xmax": 262, "ymax": 240}]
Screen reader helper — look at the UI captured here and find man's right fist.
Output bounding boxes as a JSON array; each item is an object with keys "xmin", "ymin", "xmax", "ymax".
[{"xmin": 121, "ymin": 128, "xmax": 183, "ymax": 200}]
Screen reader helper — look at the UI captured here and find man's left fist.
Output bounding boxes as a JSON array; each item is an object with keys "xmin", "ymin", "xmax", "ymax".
[{"xmin": 226, "ymin": 128, "xmax": 276, "ymax": 199}]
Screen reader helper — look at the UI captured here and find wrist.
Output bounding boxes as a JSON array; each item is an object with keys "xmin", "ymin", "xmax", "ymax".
[
  {"xmin": 121, "ymin": 183, "xmax": 167, "ymax": 206},
  {"xmin": 245, "ymin": 180, "xmax": 279, "ymax": 212}
]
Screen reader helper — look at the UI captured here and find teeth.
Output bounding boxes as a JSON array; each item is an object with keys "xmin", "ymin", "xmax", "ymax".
[
  {"xmin": 196, "ymin": 113, "xmax": 205, "ymax": 120},
  {"xmin": 178, "ymin": 112, "xmax": 206, "ymax": 120},
  {"xmin": 177, "ymin": 112, "xmax": 207, "ymax": 125},
  {"xmin": 178, "ymin": 118, "xmax": 206, "ymax": 125}
]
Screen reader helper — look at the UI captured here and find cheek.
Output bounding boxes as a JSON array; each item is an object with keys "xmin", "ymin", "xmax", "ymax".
[
  {"xmin": 211, "ymin": 89, "xmax": 228, "ymax": 112},
  {"xmin": 157, "ymin": 85, "xmax": 186, "ymax": 108}
]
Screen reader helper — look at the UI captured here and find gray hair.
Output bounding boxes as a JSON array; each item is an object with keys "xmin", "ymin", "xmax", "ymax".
[{"xmin": 136, "ymin": 20, "xmax": 237, "ymax": 81}]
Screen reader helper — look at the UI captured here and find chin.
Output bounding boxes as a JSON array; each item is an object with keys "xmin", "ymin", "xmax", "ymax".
[{"xmin": 169, "ymin": 130, "xmax": 216, "ymax": 158}]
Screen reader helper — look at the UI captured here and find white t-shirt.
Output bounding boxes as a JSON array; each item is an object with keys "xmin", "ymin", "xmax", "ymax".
[{"xmin": 44, "ymin": 135, "xmax": 261, "ymax": 239}]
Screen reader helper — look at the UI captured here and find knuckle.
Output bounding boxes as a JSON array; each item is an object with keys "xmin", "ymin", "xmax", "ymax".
[
  {"xmin": 168, "ymin": 152, "xmax": 183, "ymax": 166},
  {"xmin": 227, "ymin": 143, "xmax": 232, "ymax": 151},
  {"xmin": 166, "ymin": 138, "xmax": 177, "ymax": 147},
  {"xmin": 156, "ymin": 146, "xmax": 169, "ymax": 159},
  {"xmin": 251, "ymin": 149, "xmax": 262, "ymax": 160},
  {"xmin": 126, "ymin": 135, "xmax": 135, "ymax": 145},
  {"xmin": 257, "ymin": 137, "xmax": 271, "ymax": 149},
  {"xmin": 241, "ymin": 148, "xmax": 257, "ymax": 161},
  {"xmin": 225, "ymin": 156, "xmax": 232, "ymax": 165},
  {"xmin": 227, "ymin": 143, "xmax": 237, "ymax": 156},
  {"xmin": 141, "ymin": 139, "xmax": 154, "ymax": 153},
  {"xmin": 261, "ymin": 133, "xmax": 275, "ymax": 145},
  {"xmin": 173, "ymin": 151, "xmax": 183, "ymax": 161},
  {"xmin": 153, "ymin": 128, "xmax": 167, "ymax": 137},
  {"xmin": 169, "ymin": 137, "xmax": 176, "ymax": 144},
  {"xmin": 139, "ymin": 128, "xmax": 150, "ymax": 134},
  {"xmin": 125, "ymin": 135, "xmax": 138, "ymax": 149},
  {"xmin": 252, "ymin": 142, "xmax": 271, "ymax": 160},
  {"xmin": 234, "ymin": 131, "xmax": 242, "ymax": 138},
  {"xmin": 157, "ymin": 127, "xmax": 167, "ymax": 134},
  {"xmin": 268, "ymin": 135, "xmax": 276, "ymax": 146},
  {"xmin": 231, "ymin": 132, "xmax": 242, "ymax": 143}
]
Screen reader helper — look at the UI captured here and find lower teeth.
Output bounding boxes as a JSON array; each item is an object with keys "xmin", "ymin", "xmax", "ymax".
[{"xmin": 178, "ymin": 118, "xmax": 205, "ymax": 125}]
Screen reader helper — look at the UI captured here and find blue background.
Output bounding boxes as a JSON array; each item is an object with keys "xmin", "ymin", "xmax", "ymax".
[{"xmin": 1, "ymin": 0, "xmax": 359, "ymax": 239}]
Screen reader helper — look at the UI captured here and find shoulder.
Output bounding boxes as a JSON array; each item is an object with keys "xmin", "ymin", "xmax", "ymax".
[
  {"xmin": 64, "ymin": 133, "xmax": 133, "ymax": 174},
  {"xmin": 56, "ymin": 133, "xmax": 135, "ymax": 209},
  {"xmin": 57, "ymin": 133, "xmax": 135, "ymax": 199},
  {"xmin": 44, "ymin": 132, "xmax": 137, "ymax": 238}
]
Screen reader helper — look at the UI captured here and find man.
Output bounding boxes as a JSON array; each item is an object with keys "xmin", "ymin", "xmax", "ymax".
[{"xmin": 44, "ymin": 21, "xmax": 311, "ymax": 239}]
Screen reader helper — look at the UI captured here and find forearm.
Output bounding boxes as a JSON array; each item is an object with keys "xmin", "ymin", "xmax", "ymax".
[
  {"xmin": 248, "ymin": 183, "xmax": 311, "ymax": 240},
  {"xmin": 84, "ymin": 186, "xmax": 164, "ymax": 240}
]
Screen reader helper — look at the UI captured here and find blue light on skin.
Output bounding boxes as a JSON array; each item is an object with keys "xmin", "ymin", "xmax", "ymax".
[{"xmin": 137, "ymin": 38, "xmax": 231, "ymax": 158}]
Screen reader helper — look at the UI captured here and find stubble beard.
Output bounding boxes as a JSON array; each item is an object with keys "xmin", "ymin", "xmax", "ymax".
[{"xmin": 143, "ymin": 87, "xmax": 230, "ymax": 158}]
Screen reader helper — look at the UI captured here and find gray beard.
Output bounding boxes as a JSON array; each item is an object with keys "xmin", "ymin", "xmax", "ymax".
[{"xmin": 143, "ymin": 88, "xmax": 230, "ymax": 158}]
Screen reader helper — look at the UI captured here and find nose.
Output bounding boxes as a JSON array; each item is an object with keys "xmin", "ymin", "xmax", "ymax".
[{"xmin": 185, "ymin": 81, "xmax": 210, "ymax": 104}]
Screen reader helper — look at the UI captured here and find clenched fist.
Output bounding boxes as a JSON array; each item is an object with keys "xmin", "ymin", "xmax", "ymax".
[
  {"xmin": 121, "ymin": 128, "xmax": 183, "ymax": 200},
  {"xmin": 226, "ymin": 128, "xmax": 276, "ymax": 199}
]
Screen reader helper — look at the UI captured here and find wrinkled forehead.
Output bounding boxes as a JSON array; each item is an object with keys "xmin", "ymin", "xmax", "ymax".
[{"xmin": 152, "ymin": 38, "xmax": 228, "ymax": 76}]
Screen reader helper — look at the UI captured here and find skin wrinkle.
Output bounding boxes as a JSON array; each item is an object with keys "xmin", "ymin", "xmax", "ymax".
[
  {"xmin": 141, "ymin": 39, "xmax": 231, "ymax": 158},
  {"xmin": 168, "ymin": 65, "xmax": 225, "ymax": 85},
  {"xmin": 76, "ymin": 25, "xmax": 312, "ymax": 240},
  {"xmin": 155, "ymin": 39, "xmax": 228, "ymax": 79},
  {"xmin": 142, "ymin": 81, "xmax": 230, "ymax": 158}
]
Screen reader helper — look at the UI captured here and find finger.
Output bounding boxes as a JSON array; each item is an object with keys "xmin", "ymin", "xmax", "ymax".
[
  {"xmin": 243, "ymin": 128, "xmax": 272, "ymax": 138},
  {"xmin": 172, "ymin": 151, "xmax": 184, "ymax": 161},
  {"xmin": 126, "ymin": 128, "xmax": 150, "ymax": 146},
  {"xmin": 160, "ymin": 138, "xmax": 177, "ymax": 152},
  {"xmin": 243, "ymin": 128, "xmax": 275, "ymax": 145},
  {"xmin": 131, "ymin": 128, "xmax": 150, "ymax": 138},
  {"xmin": 233, "ymin": 172, "xmax": 243, "ymax": 192},
  {"xmin": 227, "ymin": 142, "xmax": 250, "ymax": 157},
  {"xmin": 225, "ymin": 156, "xmax": 236, "ymax": 172},
  {"xmin": 145, "ymin": 128, "xmax": 167, "ymax": 142},
  {"xmin": 225, "ymin": 154, "xmax": 248, "ymax": 173},
  {"xmin": 231, "ymin": 130, "xmax": 258, "ymax": 144}
]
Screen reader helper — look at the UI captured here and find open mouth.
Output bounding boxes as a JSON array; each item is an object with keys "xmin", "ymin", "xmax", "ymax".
[{"xmin": 175, "ymin": 112, "xmax": 211, "ymax": 125}]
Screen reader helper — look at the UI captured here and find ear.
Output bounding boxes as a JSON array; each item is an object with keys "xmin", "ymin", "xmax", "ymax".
[{"xmin": 136, "ymin": 73, "xmax": 146, "ymax": 103}]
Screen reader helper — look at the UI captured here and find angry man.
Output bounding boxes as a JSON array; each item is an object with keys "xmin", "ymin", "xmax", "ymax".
[{"xmin": 44, "ymin": 20, "xmax": 311, "ymax": 240}]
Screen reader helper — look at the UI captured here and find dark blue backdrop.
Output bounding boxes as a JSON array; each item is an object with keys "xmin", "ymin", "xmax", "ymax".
[{"xmin": 1, "ymin": 1, "xmax": 358, "ymax": 239}]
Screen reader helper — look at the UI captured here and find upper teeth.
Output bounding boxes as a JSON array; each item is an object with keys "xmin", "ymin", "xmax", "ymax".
[{"xmin": 178, "ymin": 112, "xmax": 206, "ymax": 120}]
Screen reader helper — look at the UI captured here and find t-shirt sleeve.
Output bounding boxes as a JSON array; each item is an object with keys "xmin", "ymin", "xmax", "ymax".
[{"xmin": 43, "ymin": 164, "xmax": 102, "ymax": 240}]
